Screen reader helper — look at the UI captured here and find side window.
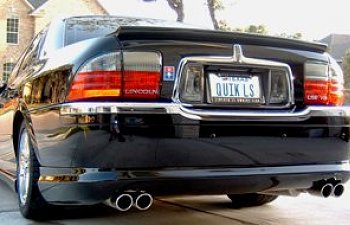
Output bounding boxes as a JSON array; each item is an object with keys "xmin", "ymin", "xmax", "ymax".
[
  {"xmin": 7, "ymin": 29, "xmax": 48, "ymax": 85},
  {"xmin": 18, "ymin": 33, "xmax": 42, "ymax": 72},
  {"xmin": 7, "ymin": 50, "xmax": 26, "ymax": 84},
  {"xmin": 37, "ymin": 28, "xmax": 48, "ymax": 59}
]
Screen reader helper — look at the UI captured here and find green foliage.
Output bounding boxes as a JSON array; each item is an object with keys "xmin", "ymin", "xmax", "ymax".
[
  {"xmin": 218, "ymin": 20, "xmax": 233, "ymax": 31},
  {"xmin": 292, "ymin": 32, "xmax": 303, "ymax": 39},
  {"xmin": 211, "ymin": 0, "xmax": 224, "ymax": 10},
  {"xmin": 245, "ymin": 25, "xmax": 268, "ymax": 34},
  {"xmin": 279, "ymin": 32, "xmax": 303, "ymax": 39},
  {"xmin": 220, "ymin": 23, "xmax": 304, "ymax": 41},
  {"xmin": 144, "ymin": 0, "xmax": 227, "ymax": 29},
  {"xmin": 144, "ymin": 0, "xmax": 303, "ymax": 40},
  {"xmin": 220, "ymin": 23, "xmax": 268, "ymax": 34},
  {"xmin": 207, "ymin": 0, "xmax": 224, "ymax": 30}
]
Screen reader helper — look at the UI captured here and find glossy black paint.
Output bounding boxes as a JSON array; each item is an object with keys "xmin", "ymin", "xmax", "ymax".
[
  {"xmin": 0, "ymin": 16, "xmax": 349, "ymax": 205},
  {"xmin": 38, "ymin": 168, "xmax": 349, "ymax": 204},
  {"xmin": 28, "ymin": 108, "xmax": 350, "ymax": 169},
  {"xmin": 115, "ymin": 26, "xmax": 327, "ymax": 52}
]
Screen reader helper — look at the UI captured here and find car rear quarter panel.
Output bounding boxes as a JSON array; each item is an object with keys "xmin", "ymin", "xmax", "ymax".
[{"xmin": 22, "ymin": 36, "xmax": 121, "ymax": 166}]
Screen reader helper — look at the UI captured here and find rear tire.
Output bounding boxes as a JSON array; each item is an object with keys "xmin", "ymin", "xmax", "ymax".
[
  {"xmin": 227, "ymin": 193, "xmax": 278, "ymax": 208},
  {"xmin": 16, "ymin": 121, "xmax": 50, "ymax": 219}
]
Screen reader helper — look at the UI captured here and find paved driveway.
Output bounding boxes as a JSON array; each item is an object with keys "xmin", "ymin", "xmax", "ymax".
[{"xmin": 0, "ymin": 180, "xmax": 349, "ymax": 225}]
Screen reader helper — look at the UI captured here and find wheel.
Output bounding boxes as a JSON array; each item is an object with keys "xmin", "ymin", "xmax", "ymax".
[
  {"xmin": 16, "ymin": 121, "xmax": 50, "ymax": 219},
  {"xmin": 227, "ymin": 193, "xmax": 278, "ymax": 208}
]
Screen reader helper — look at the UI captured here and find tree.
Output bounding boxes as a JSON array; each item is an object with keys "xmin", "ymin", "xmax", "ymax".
[
  {"xmin": 165, "ymin": 0, "xmax": 184, "ymax": 22},
  {"xmin": 279, "ymin": 32, "xmax": 303, "ymax": 39},
  {"xmin": 225, "ymin": 24, "xmax": 269, "ymax": 34},
  {"xmin": 143, "ymin": 0, "xmax": 184, "ymax": 22},
  {"xmin": 144, "ymin": 0, "xmax": 227, "ymax": 29},
  {"xmin": 343, "ymin": 48, "xmax": 350, "ymax": 88},
  {"xmin": 206, "ymin": 0, "xmax": 224, "ymax": 30},
  {"xmin": 219, "ymin": 20, "xmax": 234, "ymax": 31},
  {"xmin": 292, "ymin": 32, "xmax": 303, "ymax": 39},
  {"xmin": 245, "ymin": 25, "xmax": 268, "ymax": 34}
]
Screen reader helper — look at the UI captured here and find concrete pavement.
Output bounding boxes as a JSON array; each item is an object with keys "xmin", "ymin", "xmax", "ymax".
[{"xmin": 0, "ymin": 180, "xmax": 349, "ymax": 225}]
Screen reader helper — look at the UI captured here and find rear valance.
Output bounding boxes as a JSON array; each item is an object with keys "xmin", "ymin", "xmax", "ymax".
[{"xmin": 114, "ymin": 26, "xmax": 327, "ymax": 53}]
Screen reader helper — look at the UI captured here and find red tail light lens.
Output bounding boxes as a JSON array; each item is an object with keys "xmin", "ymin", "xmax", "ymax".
[
  {"xmin": 124, "ymin": 71, "xmax": 161, "ymax": 99},
  {"xmin": 304, "ymin": 60, "xmax": 344, "ymax": 106},
  {"xmin": 67, "ymin": 52, "xmax": 161, "ymax": 102},
  {"xmin": 67, "ymin": 52, "xmax": 122, "ymax": 101},
  {"xmin": 304, "ymin": 79, "xmax": 333, "ymax": 105},
  {"xmin": 67, "ymin": 71, "xmax": 122, "ymax": 101},
  {"xmin": 328, "ymin": 79, "xmax": 344, "ymax": 105},
  {"xmin": 123, "ymin": 52, "xmax": 161, "ymax": 99}
]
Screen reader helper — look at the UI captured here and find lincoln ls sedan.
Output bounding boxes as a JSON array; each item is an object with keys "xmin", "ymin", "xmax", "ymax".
[{"xmin": 0, "ymin": 15, "xmax": 349, "ymax": 219}]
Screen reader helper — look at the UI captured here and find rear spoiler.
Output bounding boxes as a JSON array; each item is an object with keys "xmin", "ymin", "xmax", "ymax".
[{"xmin": 114, "ymin": 26, "xmax": 327, "ymax": 53}]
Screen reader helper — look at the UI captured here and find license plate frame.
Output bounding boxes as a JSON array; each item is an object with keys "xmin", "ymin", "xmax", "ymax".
[{"xmin": 207, "ymin": 73, "xmax": 264, "ymax": 104}]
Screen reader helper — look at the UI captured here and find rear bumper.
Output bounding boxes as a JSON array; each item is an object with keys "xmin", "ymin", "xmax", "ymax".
[
  {"xmin": 28, "ymin": 103, "xmax": 350, "ymax": 204},
  {"xmin": 29, "ymin": 103, "xmax": 350, "ymax": 168},
  {"xmin": 38, "ymin": 162, "xmax": 350, "ymax": 204}
]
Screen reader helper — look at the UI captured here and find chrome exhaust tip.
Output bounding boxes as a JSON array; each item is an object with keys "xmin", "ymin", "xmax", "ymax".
[
  {"xmin": 320, "ymin": 183, "xmax": 333, "ymax": 198},
  {"xmin": 308, "ymin": 183, "xmax": 333, "ymax": 198},
  {"xmin": 114, "ymin": 193, "xmax": 134, "ymax": 212},
  {"xmin": 332, "ymin": 184, "xmax": 345, "ymax": 197},
  {"xmin": 134, "ymin": 193, "xmax": 153, "ymax": 211}
]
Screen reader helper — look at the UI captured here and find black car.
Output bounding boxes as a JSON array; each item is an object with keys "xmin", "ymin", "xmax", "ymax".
[{"xmin": 0, "ymin": 15, "xmax": 349, "ymax": 219}]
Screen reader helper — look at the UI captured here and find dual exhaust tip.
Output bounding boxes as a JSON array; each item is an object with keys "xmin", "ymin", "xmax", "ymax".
[
  {"xmin": 108, "ymin": 192, "xmax": 153, "ymax": 212},
  {"xmin": 109, "ymin": 180, "xmax": 344, "ymax": 211},
  {"xmin": 308, "ymin": 180, "xmax": 345, "ymax": 198}
]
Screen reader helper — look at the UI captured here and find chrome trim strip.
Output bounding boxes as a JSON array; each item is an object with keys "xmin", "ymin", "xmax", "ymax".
[
  {"xmin": 177, "ymin": 105, "xmax": 347, "ymax": 121},
  {"xmin": 39, "ymin": 162, "xmax": 350, "ymax": 182},
  {"xmin": 146, "ymin": 162, "xmax": 350, "ymax": 178},
  {"xmin": 59, "ymin": 102, "xmax": 181, "ymax": 115},
  {"xmin": 56, "ymin": 102, "xmax": 350, "ymax": 121},
  {"xmin": 172, "ymin": 44, "xmax": 294, "ymax": 108}
]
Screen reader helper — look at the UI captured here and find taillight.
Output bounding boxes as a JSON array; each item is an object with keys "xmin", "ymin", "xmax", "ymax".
[
  {"xmin": 180, "ymin": 64, "xmax": 203, "ymax": 103},
  {"xmin": 304, "ymin": 58, "xmax": 344, "ymax": 106},
  {"xmin": 123, "ymin": 52, "xmax": 161, "ymax": 99},
  {"xmin": 67, "ymin": 52, "xmax": 161, "ymax": 102},
  {"xmin": 270, "ymin": 70, "xmax": 289, "ymax": 104}
]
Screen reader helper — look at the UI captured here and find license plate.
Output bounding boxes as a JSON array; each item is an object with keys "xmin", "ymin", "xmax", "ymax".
[{"xmin": 208, "ymin": 73, "xmax": 262, "ymax": 104}]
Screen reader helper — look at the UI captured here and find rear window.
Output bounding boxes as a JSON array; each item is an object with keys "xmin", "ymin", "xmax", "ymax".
[{"xmin": 64, "ymin": 16, "xmax": 197, "ymax": 46}]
